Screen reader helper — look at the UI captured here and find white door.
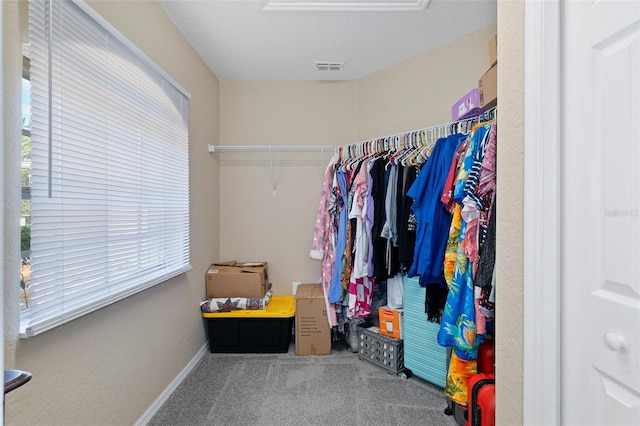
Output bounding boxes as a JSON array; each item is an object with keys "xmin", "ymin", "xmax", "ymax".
[{"xmin": 561, "ymin": 1, "xmax": 640, "ymax": 425}]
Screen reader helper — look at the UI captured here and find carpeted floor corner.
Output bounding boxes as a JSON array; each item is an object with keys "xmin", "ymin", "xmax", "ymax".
[{"xmin": 148, "ymin": 340, "xmax": 458, "ymax": 426}]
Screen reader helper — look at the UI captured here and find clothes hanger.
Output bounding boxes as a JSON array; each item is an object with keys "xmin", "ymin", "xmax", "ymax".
[
  {"xmin": 398, "ymin": 132, "xmax": 421, "ymax": 166},
  {"xmin": 415, "ymin": 127, "xmax": 442, "ymax": 165},
  {"xmin": 388, "ymin": 135, "xmax": 408, "ymax": 168},
  {"xmin": 383, "ymin": 137, "xmax": 397, "ymax": 169},
  {"xmin": 406, "ymin": 130, "xmax": 426, "ymax": 166},
  {"xmin": 349, "ymin": 142, "xmax": 365, "ymax": 170},
  {"xmin": 365, "ymin": 139, "xmax": 380, "ymax": 161}
]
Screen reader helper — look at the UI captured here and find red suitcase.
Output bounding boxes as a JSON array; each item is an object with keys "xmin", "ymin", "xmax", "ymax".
[
  {"xmin": 477, "ymin": 338, "xmax": 495, "ymax": 374},
  {"xmin": 464, "ymin": 373, "xmax": 495, "ymax": 426}
]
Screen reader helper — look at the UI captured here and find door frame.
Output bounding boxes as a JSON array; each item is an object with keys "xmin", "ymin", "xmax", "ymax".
[
  {"xmin": 523, "ymin": 0, "xmax": 561, "ymax": 424},
  {"xmin": 1, "ymin": 2, "xmax": 5, "ymax": 421}
]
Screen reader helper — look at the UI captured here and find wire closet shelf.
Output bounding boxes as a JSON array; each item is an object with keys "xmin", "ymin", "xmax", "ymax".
[
  {"xmin": 207, "ymin": 106, "xmax": 495, "ymax": 194},
  {"xmin": 207, "ymin": 144, "xmax": 335, "ymax": 153}
]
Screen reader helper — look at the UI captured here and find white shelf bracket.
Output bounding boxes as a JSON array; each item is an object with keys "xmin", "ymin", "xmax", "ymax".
[
  {"xmin": 269, "ymin": 146, "xmax": 276, "ymax": 196},
  {"xmin": 207, "ymin": 144, "xmax": 336, "ymax": 195}
]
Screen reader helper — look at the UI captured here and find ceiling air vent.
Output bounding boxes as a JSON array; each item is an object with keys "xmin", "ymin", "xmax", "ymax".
[{"xmin": 315, "ymin": 61, "xmax": 344, "ymax": 71}]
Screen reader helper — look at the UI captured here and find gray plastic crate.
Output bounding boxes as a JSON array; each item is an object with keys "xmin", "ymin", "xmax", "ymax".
[{"xmin": 357, "ymin": 326, "xmax": 404, "ymax": 375}]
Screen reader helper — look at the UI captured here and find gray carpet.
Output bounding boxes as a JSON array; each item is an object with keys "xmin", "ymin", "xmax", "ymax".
[{"xmin": 148, "ymin": 340, "xmax": 458, "ymax": 426}]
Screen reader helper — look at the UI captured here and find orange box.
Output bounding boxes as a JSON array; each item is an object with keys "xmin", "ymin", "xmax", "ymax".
[{"xmin": 378, "ymin": 306, "xmax": 404, "ymax": 340}]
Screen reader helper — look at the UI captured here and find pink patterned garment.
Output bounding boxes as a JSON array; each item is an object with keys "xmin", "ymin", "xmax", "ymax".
[
  {"xmin": 347, "ymin": 276, "xmax": 373, "ymax": 319},
  {"xmin": 476, "ymin": 122, "xmax": 497, "ymax": 203},
  {"xmin": 310, "ymin": 154, "xmax": 340, "ymax": 327}
]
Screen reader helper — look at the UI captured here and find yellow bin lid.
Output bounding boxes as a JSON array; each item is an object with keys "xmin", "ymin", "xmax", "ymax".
[{"xmin": 202, "ymin": 295, "xmax": 295, "ymax": 319}]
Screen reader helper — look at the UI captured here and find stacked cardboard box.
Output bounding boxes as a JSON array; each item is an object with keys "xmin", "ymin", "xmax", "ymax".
[
  {"xmin": 206, "ymin": 261, "xmax": 269, "ymax": 299},
  {"xmin": 479, "ymin": 35, "xmax": 497, "ymax": 109},
  {"xmin": 295, "ymin": 283, "xmax": 331, "ymax": 355},
  {"xmin": 479, "ymin": 65, "xmax": 497, "ymax": 109},
  {"xmin": 488, "ymin": 35, "xmax": 497, "ymax": 66}
]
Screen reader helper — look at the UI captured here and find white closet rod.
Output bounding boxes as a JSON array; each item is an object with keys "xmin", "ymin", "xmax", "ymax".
[
  {"xmin": 338, "ymin": 106, "xmax": 497, "ymax": 159},
  {"xmin": 208, "ymin": 144, "xmax": 335, "ymax": 153},
  {"xmin": 208, "ymin": 107, "xmax": 495, "ymax": 194},
  {"xmin": 208, "ymin": 144, "xmax": 335, "ymax": 196}
]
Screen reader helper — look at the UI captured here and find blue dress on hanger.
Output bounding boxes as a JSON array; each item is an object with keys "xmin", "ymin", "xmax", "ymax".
[
  {"xmin": 328, "ymin": 168, "xmax": 348, "ymax": 304},
  {"xmin": 406, "ymin": 133, "xmax": 465, "ymax": 287}
]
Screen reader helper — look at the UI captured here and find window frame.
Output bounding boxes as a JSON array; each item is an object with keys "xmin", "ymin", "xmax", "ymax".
[{"xmin": 21, "ymin": 0, "xmax": 192, "ymax": 338}]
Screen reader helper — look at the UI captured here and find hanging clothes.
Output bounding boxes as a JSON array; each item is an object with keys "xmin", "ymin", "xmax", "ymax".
[
  {"xmin": 347, "ymin": 158, "xmax": 376, "ymax": 320},
  {"xmin": 406, "ymin": 134, "xmax": 466, "ymax": 283},
  {"xmin": 347, "ymin": 276, "xmax": 374, "ymax": 318},
  {"xmin": 309, "ymin": 153, "xmax": 343, "ymax": 327},
  {"xmin": 370, "ymin": 157, "xmax": 391, "ymax": 281},
  {"xmin": 309, "ymin": 109, "xmax": 497, "ymax": 347},
  {"xmin": 438, "ymin": 120, "xmax": 493, "ymax": 359},
  {"xmin": 464, "ymin": 122, "xmax": 497, "ymax": 337},
  {"xmin": 329, "ymin": 167, "xmax": 349, "ymax": 304},
  {"xmin": 476, "ymin": 205, "xmax": 496, "ymax": 319},
  {"xmin": 405, "ymin": 133, "xmax": 466, "ymax": 323},
  {"xmin": 397, "ymin": 165, "xmax": 419, "ymax": 271},
  {"xmin": 437, "ymin": 119, "xmax": 496, "ymax": 408},
  {"xmin": 349, "ymin": 158, "xmax": 372, "ymax": 279},
  {"xmin": 381, "ymin": 164, "xmax": 401, "ymax": 277},
  {"xmin": 365, "ymin": 159, "xmax": 376, "ymax": 278},
  {"xmin": 445, "ymin": 350, "xmax": 478, "ymax": 406}
]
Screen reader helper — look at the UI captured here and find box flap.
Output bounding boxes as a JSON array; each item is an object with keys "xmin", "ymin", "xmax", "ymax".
[
  {"xmin": 238, "ymin": 264, "xmax": 267, "ymax": 274},
  {"xmin": 295, "ymin": 283, "xmax": 324, "ymax": 299},
  {"xmin": 206, "ymin": 261, "xmax": 269, "ymax": 299},
  {"xmin": 209, "ymin": 261, "xmax": 268, "ymax": 275}
]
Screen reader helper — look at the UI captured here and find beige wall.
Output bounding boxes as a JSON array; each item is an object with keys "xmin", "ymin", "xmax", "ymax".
[
  {"xmin": 3, "ymin": 1, "xmax": 220, "ymax": 424},
  {"xmin": 219, "ymin": 25, "xmax": 497, "ymax": 296},
  {"xmin": 219, "ymin": 81, "xmax": 358, "ymax": 294},
  {"xmin": 356, "ymin": 24, "xmax": 497, "ymax": 139},
  {"xmin": 496, "ymin": 1, "xmax": 525, "ymax": 424},
  {"xmin": 3, "ymin": 2, "xmax": 526, "ymax": 425},
  {"xmin": 219, "ymin": 20, "xmax": 526, "ymax": 425}
]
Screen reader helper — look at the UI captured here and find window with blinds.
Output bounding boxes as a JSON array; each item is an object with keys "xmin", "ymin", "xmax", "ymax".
[{"xmin": 22, "ymin": 0, "xmax": 191, "ymax": 337}]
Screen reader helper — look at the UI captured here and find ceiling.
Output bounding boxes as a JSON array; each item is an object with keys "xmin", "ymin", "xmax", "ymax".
[{"xmin": 157, "ymin": 0, "xmax": 497, "ymax": 82}]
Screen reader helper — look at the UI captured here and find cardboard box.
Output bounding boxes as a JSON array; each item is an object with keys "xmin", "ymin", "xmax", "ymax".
[
  {"xmin": 206, "ymin": 261, "xmax": 269, "ymax": 299},
  {"xmin": 378, "ymin": 306, "xmax": 404, "ymax": 340},
  {"xmin": 489, "ymin": 35, "xmax": 497, "ymax": 66},
  {"xmin": 295, "ymin": 283, "xmax": 331, "ymax": 355},
  {"xmin": 479, "ymin": 63, "xmax": 497, "ymax": 109},
  {"xmin": 452, "ymin": 88, "xmax": 484, "ymax": 121}
]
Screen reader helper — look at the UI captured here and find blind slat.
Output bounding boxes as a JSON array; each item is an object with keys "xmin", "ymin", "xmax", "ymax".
[{"xmin": 23, "ymin": 0, "xmax": 191, "ymax": 338}]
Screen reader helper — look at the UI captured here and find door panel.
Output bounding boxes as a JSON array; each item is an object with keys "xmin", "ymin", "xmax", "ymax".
[{"xmin": 561, "ymin": 1, "xmax": 640, "ymax": 424}]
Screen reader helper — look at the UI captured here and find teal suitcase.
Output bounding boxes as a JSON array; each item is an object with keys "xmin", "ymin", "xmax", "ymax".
[{"xmin": 402, "ymin": 276, "xmax": 448, "ymax": 388}]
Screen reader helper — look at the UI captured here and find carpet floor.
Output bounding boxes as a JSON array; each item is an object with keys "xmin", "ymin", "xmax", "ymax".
[{"xmin": 148, "ymin": 340, "xmax": 458, "ymax": 426}]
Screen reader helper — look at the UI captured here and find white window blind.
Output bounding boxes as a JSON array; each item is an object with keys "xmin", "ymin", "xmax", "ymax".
[{"xmin": 23, "ymin": 0, "xmax": 191, "ymax": 337}]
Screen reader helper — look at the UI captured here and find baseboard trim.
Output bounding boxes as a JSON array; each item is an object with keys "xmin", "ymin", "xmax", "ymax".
[{"xmin": 136, "ymin": 342, "xmax": 209, "ymax": 425}]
